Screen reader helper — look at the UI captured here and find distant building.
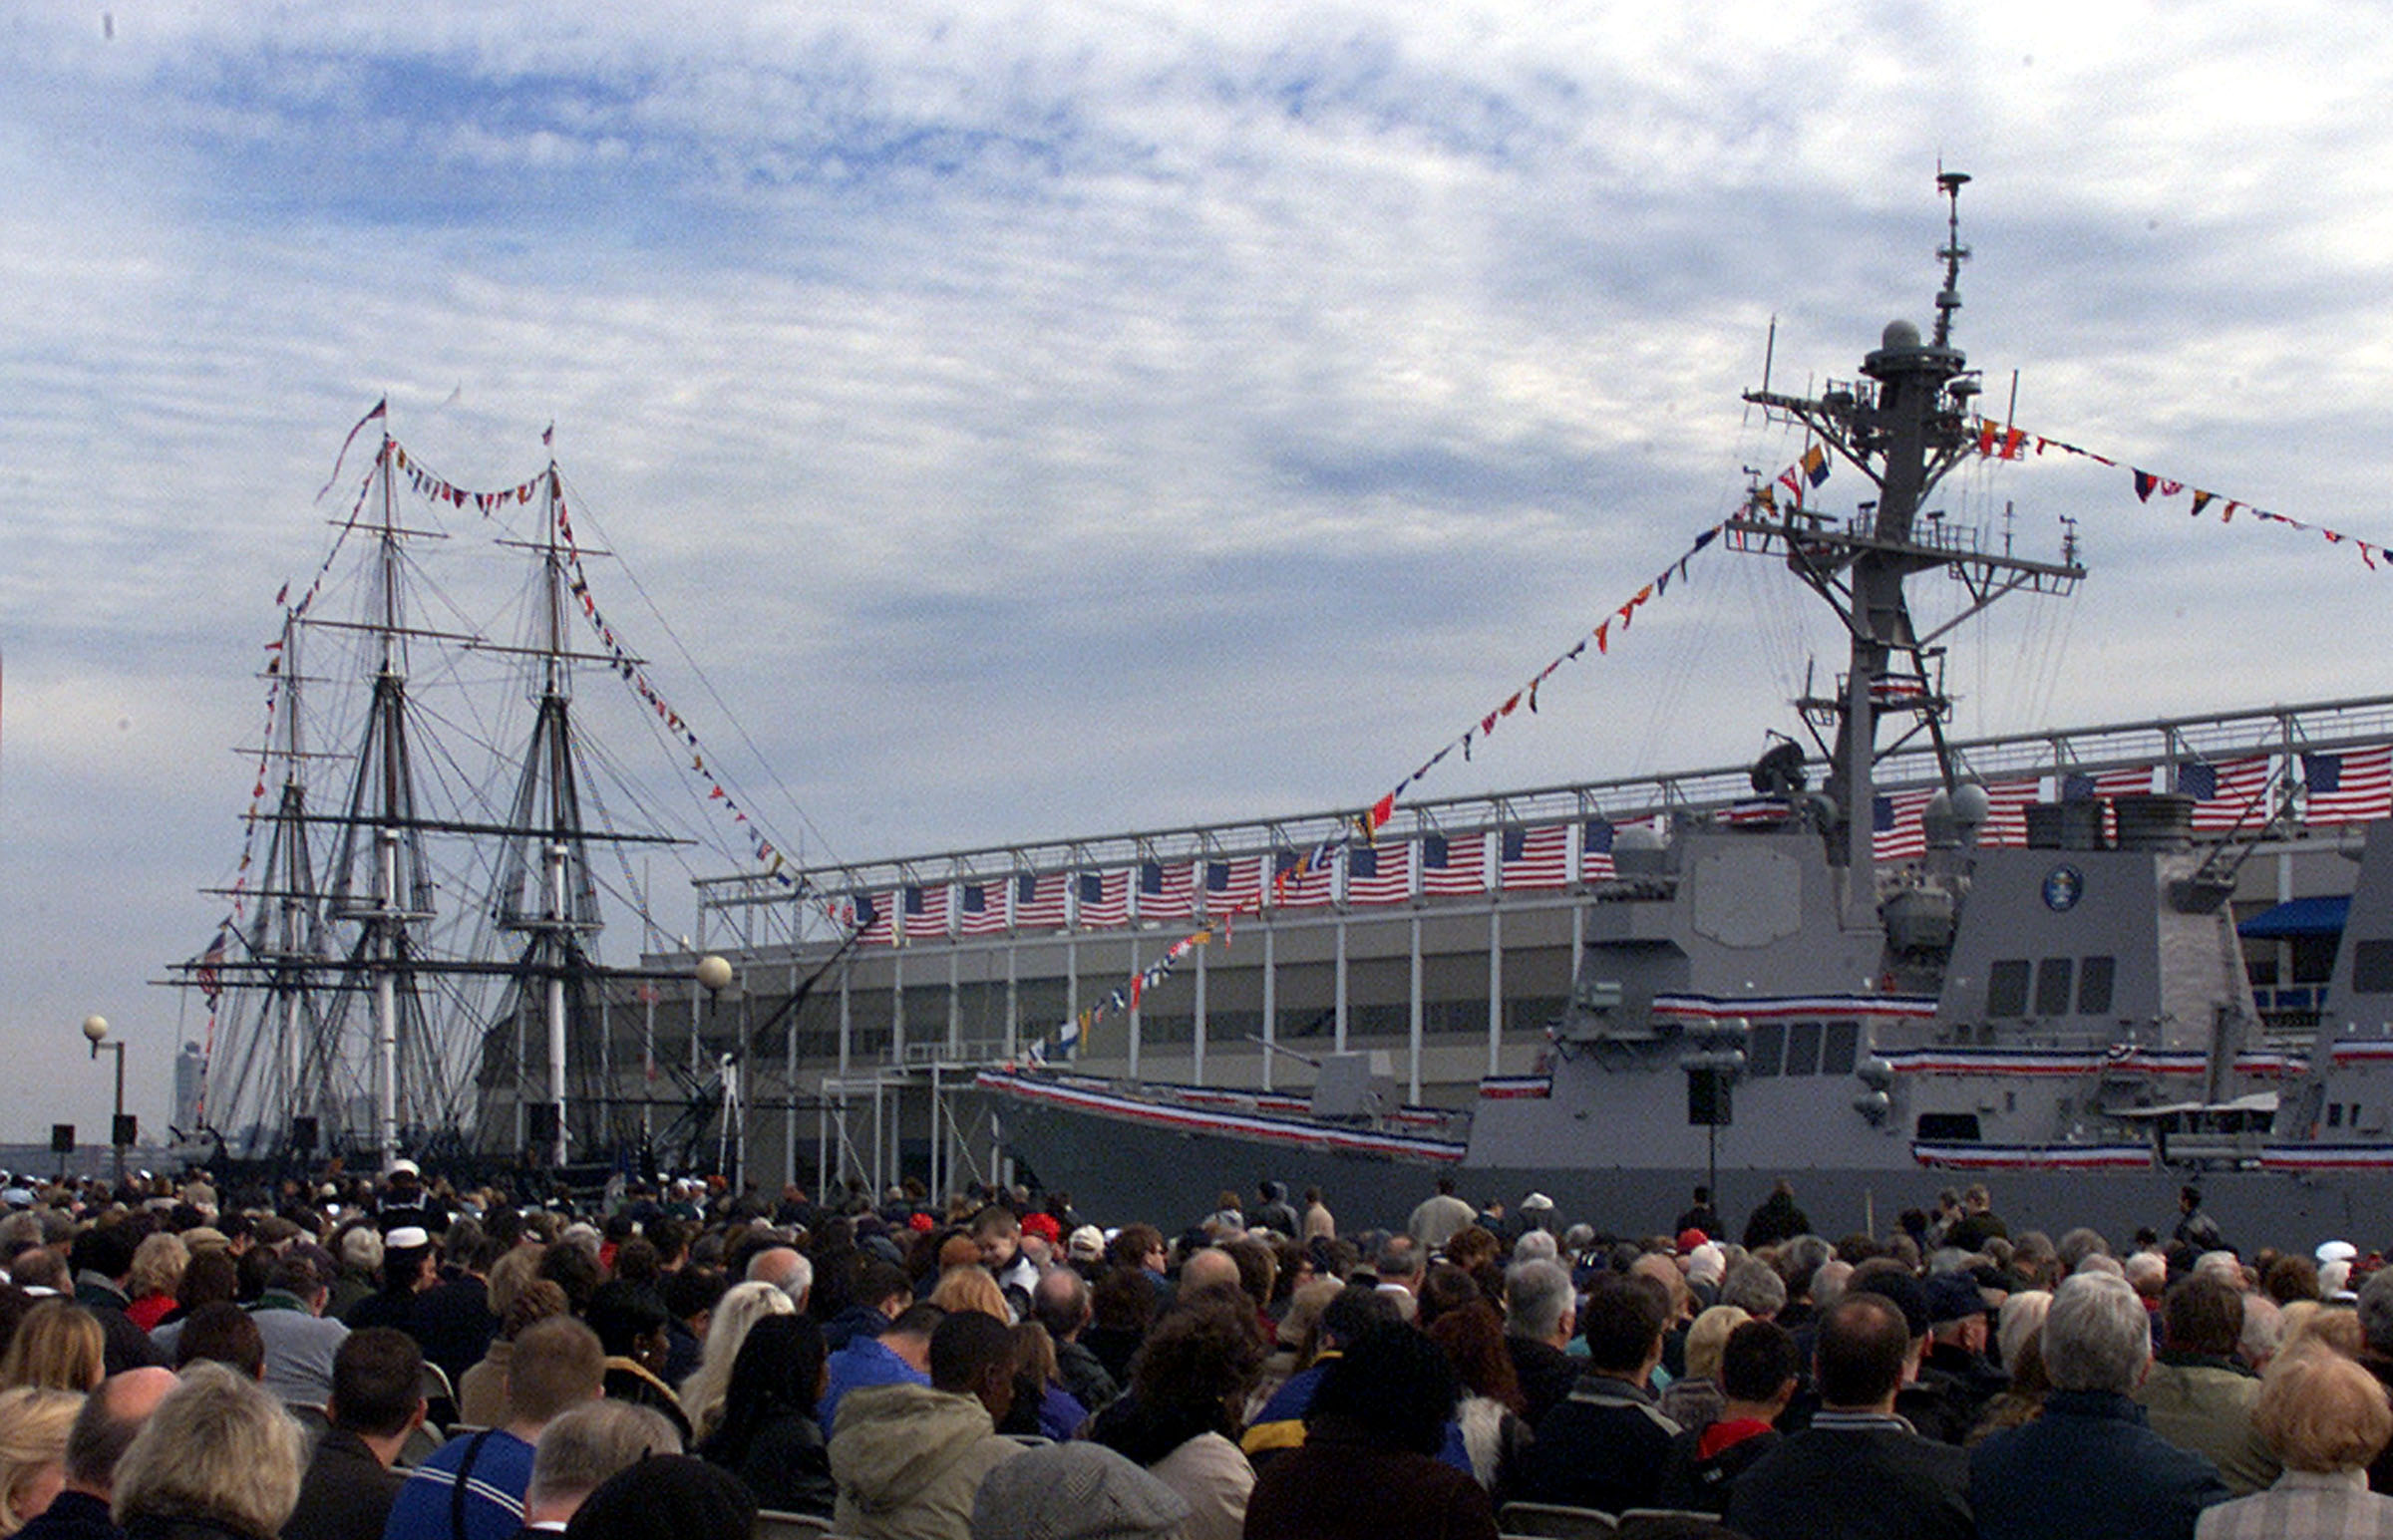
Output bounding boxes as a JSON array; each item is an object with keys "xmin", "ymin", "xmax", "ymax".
[{"xmin": 173, "ymin": 1041, "xmax": 205, "ymax": 1133}]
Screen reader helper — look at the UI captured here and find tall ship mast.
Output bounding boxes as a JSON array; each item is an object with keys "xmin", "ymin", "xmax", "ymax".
[{"xmin": 171, "ymin": 420, "xmax": 692, "ymax": 1172}]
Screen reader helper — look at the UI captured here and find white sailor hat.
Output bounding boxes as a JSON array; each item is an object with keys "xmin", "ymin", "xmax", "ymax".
[
  {"xmin": 388, "ymin": 1158, "xmax": 422, "ymax": 1178},
  {"xmin": 2319, "ymin": 1240, "xmax": 2360, "ymax": 1264},
  {"xmin": 385, "ymin": 1225, "xmax": 432, "ymax": 1251}
]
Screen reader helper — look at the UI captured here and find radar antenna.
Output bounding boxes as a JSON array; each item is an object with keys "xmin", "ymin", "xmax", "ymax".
[{"xmin": 1933, "ymin": 166, "xmax": 1971, "ymax": 349}]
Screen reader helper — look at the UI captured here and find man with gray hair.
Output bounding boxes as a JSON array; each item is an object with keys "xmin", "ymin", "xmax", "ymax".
[
  {"xmin": 745, "ymin": 1246, "xmax": 814, "ymax": 1313},
  {"xmin": 519, "ymin": 1401, "xmax": 682, "ymax": 1532},
  {"xmin": 1719, "ymin": 1260, "xmax": 1788, "ymax": 1322},
  {"xmin": 1504, "ymin": 1259, "xmax": 1579, "ymax": 1426},
  {"xmin": 1968, "ymin": 1272, "xmax": 2227, "ymax": 1539}
]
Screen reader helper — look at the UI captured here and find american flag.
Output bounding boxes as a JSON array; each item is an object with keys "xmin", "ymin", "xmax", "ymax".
[
  {"xmin": 1978, "ymin": 780, "xmax": 2039, "ymax": 848},
  {"xmin": 1581, "ymin": 818, "xmax": 1616, "ymax": 882},
  {"xmin": 1422, "ymin": 832, "xmax": 1487, "ymax": 895},
  {"xmin": 958, "ymin": 882, "xmax": 1010, "ymax": 936},
  {"xmin": 1014, "ymin": 872, "xmax": 1070, "ymax": 931},
  {"xmin": 2304, "ymin": 745, "xmax": 2393, "ymax": 824},
  {"xmin": 1872, "ymin": 788, "xmax": 1934, "ymax": 861},
  {"xmin": 1273, "ymin": 849, "xmax": 1334, "ymax": 908},
  {"xmin": 1077, "ymin": 869, "xmax": 1130, "ymax": 928},
  {"xmin": 854, "ymin": 890, "xmax": 893, "ymax": 945},
  {"xmin": 1500, "ymin": 825, "xmax": 1569, "ymax": 889},
  {"xmin": 1346, "ymin": 843, "xmax": 1412, "ymax": 905},
  {"xmin": 2179, "ymin": 756, "xmax": 2272, "ymax": 832},
  {"xmin": 901, "ymin": 882, "xmax": 949, "ymax": 942},
  {"xmin": 1137, "ymin": 860, "xmax": 1196, "ymax": 922},
  {"xmin": 1203, "ymin": 856, "xmax": 1265, "ymax": 915}
]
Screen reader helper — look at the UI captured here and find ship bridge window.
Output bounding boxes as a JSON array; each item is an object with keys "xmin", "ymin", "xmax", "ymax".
[
  {"xmin": 2035, "ymin": 958, "xmax": 2075, "ymax": 1017},
  {"xmin": 1918, "ymin": 1112, "xmax": 1981, "ymax": 1141},
  {"xmin": 1748, "ymin": 1022, "xmax": 1785, "ymax": 1078},
  {"xmin": 2355, "ymin": 939, "xmax": 2393, "ymax": 995},
  {"xmin": 1785, "ymin": 1021, "xmax": 1823, "ymax": 1078},
  {"xmin": 2077, "ymin": 956, "xmax": 2117, "ymax": 1016},
  {"xmin": 1987, "ymin": 960, "xmax": 2031, "ymax": 1018},
  {"xmin": 1823, "ymin": 1020, "xmax": 1861, "ymax": 1076},
  {"xmin": 2330, "ymin": 1102, "xmax": 2345, "ymax": 1129}
]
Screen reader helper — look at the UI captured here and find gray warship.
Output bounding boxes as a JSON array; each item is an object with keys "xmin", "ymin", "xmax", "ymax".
[{"xmin": 977, "ymin": 176, "xmax": 2393, "ymax": 1246}]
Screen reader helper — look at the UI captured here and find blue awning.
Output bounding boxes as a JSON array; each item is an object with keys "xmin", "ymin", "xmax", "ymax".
[{"xmin": 2238, "ymin": 894, "xmax": 2351, "ymax": 940}]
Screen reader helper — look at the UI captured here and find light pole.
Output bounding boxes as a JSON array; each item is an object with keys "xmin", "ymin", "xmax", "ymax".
[
  {"xmin": 694, "ymin": 956, "xmax": 740, "ymax": 1188},
  {"xmin": 81, "ymin": 1016, "xmax": 128, "ymax": 1188}
]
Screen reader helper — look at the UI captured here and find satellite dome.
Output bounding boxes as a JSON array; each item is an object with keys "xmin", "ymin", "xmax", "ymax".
[
  {"xmin": 1881, "ymin": 319, "xmax": 1921, "ymax": 350},
  {"xmin": 1615, "ymin": 824, "xmax": 1666, "ymax": 853}
]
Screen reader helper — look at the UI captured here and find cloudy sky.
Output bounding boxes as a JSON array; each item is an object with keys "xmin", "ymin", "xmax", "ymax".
[{"xmin": 6, "ymin": 1, "xmax": 2393, "ymax": 1140}]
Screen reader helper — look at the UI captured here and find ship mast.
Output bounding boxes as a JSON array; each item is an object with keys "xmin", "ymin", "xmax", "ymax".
[
  {"xmin": 490, "ymin": 465, "xmax": 608, "ymax": 1168},
  {"xmin": 1736, "ymin": 173, "xmax": 2084, "ymax": 928}
]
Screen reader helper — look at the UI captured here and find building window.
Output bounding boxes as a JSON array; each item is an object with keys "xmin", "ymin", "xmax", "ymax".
[
  {"xmin": 2077, "ymin": 956, "xmax": 2116, "ymax": 1016},
  {"xmin": 1917, "ymin": 1112, "xmax": 1981, "ymax": 1141},
  {"xmin": 2330, "ymin": 1102, "xmax": 2345, "ymax": 1128},
  {"xmin": 1822, "ymin": 1020, "xmax": 1861, "ymax": 1077},
  {"xmin": 2355, "ymin": 939, "xmax": 2393, "ymax": 995},
  {"xmin": 1748, "ymin": 1022, "xmax": 1785, "ymax": 1078},
  {"xmin": 1784, "ymin": 1021, "xmax": 1823, "ymax": 1078},
  {"xmin": 1987, "ymin": 960, "xmax": 2031, "ymax": 1018},
  {"xmin": 2034, "ymin": 957, "xmax": 2075, "ymax": 1017}
]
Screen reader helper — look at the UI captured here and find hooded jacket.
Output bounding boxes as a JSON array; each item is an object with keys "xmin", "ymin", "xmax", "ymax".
[{"xmin": 828, "ymin": 1383, "xmax": 1023, "ymax": 1540}]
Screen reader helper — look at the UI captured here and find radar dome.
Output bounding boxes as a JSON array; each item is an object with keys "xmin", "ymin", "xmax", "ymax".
[
  {"xmin": 1881, "ymin": 319, "xmax": 1921, "ymax": 350},
  {"xmin": 1615, "ymin": 824, "xmax": 1666, "ymax": 853},
  {"xmin": 1950, "ymin": 782, "xmax": 1992, "ymax": 825}
]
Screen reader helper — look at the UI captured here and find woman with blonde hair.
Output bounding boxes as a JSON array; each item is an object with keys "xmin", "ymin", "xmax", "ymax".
[
  {"xmin": 2197, "ymin": 1343, "xmax": 2393, "ymax": 1537},
  {"xmin": 928, "ymin": 1266, "xmax": 1011, "ymax": 1323},
  {"xmin": 0, "ymin": 1386, "xmax": 81, "ymax": 1536},
  {"xmin": 1659, "ymin": 1304, "xmax": 1751, "ymax": 1431},
  {"xmin": 124, "ymin": 1235, "xmax": 188, "ymax": 1335},
  {"xmin": 113, "ymin": 1364, "xmax": 303, "ymax": 1540},
  {"xmin": 0, "ymin": 1304, "xmax": 102, "ymax": 1394},
  {"xmin": 678, "ymin": 1280, "xmax": 794, "ymax": 1443}
]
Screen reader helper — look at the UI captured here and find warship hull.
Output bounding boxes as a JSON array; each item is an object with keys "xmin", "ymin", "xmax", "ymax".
[{"xmin": 987, "ymin": 1083, "xmax": 2393, "ymax": 1250}]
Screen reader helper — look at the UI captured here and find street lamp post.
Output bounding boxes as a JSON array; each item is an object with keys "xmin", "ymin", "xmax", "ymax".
[
  {"xmin": 694, "ymin": 956, "xmax": 741, "ymax": 1189},
  {"xmin": 81, "ymin": 1016, "xmax": 128, "ymax": 1188}
]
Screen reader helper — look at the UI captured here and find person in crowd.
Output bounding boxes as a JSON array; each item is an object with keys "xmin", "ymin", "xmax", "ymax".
[
  {"xmin": 1242, "ymin": 1322, "xmax": 1497, "ymax": 1540},
  {"xmin": 1424, "ymin": 1300, "xmax": 1532, "ymax": 1497},
  {"xmin": 118, "ymin": 1242, "xmax": 183, "ymax": 1338},
  {"xmin": 929, "ymin": 1266, "xmax": 1012, "ymax": 1325},
  {"xmin": 819, "ymin": 1302, "xmax": 940, "ymax": 1436},
  {"xmin": 459, "ymin": 1279, "xmax": 567, "ymax": 1431},
  {"xmin": 1520, "ymin": 1272, "xmax": 1678, "ymax": 1511},
  {"xmin": 675, "ymin": 1279, "xmax": 792, "ymax": 1444},
  {"xmin": 1251, "ymin": 1183, "xmax": 1300, "ymax": 1240},
  {"xmin": 696, "ymin": 1313, "xmax": 833, "ymax": 1518},
  {"xmin": 742, "ymin": 1246, "xmax": 813, "ymax": 1313},
  {"xmin": 1658, "ymin": 1304, "xmax": 1751, "ymax": 1432},
  {"xmin": 827, "ymin": 1310, "xmax": 1023, "ymax": 1540},
  {"xmin": 1719, "ymin": 1259, "xmax": 1788, "ymax": 1323},
  {"xmin": 1085, "ymin": 1264, "xmax": 1157, "ymax": 1386},
  {"xmin": 242, "ymin": 1255, "xmax": 351, "ymax": 1408},
  {"xmin": 0, "ymin": 1389, "xmax": 82, "ymax": 1539},
  {"xmin": 1726, "ymin": 1293, "xmax": 1973, "ymax": 1540},
  {"xmin": 968, "ymin": 1209, "xmax": 1038, "ymax": 1303},
  {"xmin": 1970, "ymin": 1271, "xmax": 2229, "ymax": 1540},
  {"xmin": 2137, "ymin": 1274, "xmax": 2279, "ymax": 1496},
  {"xmin": 68, "ymin": 1230, "xmax": 163, "ymax": 1378},
  {"xmin": 1677, "ymin": 1186, "xmax": 1725, "ymax": 1243},
  {"xmin": 1408, "ymin": 1178, "xmax": 1477, "ymax": 1255},
  {"xmin": 15, "ymin": 1370, "xmax": 172, "ymax": 1540},
  {"xmin": 2351, "ymin": 1264, "xmax": 2393, "ymax": 1492},
  {"xmin": 382, "ymin": 1316, "xmax": 605, "ymax": 1540},
  {"xmin": 1742, "ymin": 1179, "xmax": 1813, "ymax": 1251},
  {"xmin": 282, "ymin": 1330, "xmax": 425, "ymax": 1540},
  {"xmin": 1919, "ymin": 1272, "xmax": 2008, "ymax": 1430},
  {"xmin": 1946, "ymin": 1186, "xmax": 2009, "ymax": 1253},
  {"xmin": 169, "ymin": 1304, "xmax": 262, "ymax": 1382},
  {"xmin": 968, "ymin": 1440, "xmax": 1189, "ymax": 1540},
  {"xmin": 553, "ymin": 1454, "xmax": 748, "ymax": 1540},
  {"xmin": 1503, "ymin": 1258, "xmax": 1579, "ymax": 1426},
  {"xmin": 996, "ymin": 1325, "xmax": 1084, "ymax": 1442},
  {"xmin": 1030, "ymin": 1265, "xmax": 1117, "ymax": 1414},
  {"xmin": 1090, "ymin": 1294, "xmax": 1259, "ymax": 1540},
  {"xmin": 824, "ymin": 1261, "xmax": 912, "ymax": 1355},
  {"xmin": 343, "ymin": 1229, "xmax": 437, "ymax": 1338},
  {"xmin": 112, "ymin": 1365, "xmax": 304, "ymax": 1540},
  {"xmin": 1970, "ymin": 1290, "xmax": 2052, "ymax": 1445},
  {"xmin": 0, "ymin": 1308, "xmax": 102, "ymax": 1395},
  {"xmin": 409, "ymin": 1220, "xmax": 499, "ymax": 1392},
  {"xmin": 2197, "ymin": 1343, "xmax": 2393, "ymax": 1538},
  {"xmin": 517, "ymin": 1402, "xmax": 682, "ymax": 1535},
  {"xmin": 1656, "ymin": 1318, "xmax": 1799, "ymax": 1517},
  {"xmin": 584, "ymin": 1284, "xmax": 690, "ymax": 1442},
  {"xmin": 325, "ymin": 1229, "xmax": 382, "ymax": 1325},
  {"xmin": 1242, "ymin": 1285, "xmax": 1401, "ymax": 1464}
]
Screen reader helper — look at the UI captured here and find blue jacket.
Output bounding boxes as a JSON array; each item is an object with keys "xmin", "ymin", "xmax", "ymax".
[
  {"xmin": 1969, "ymin": 1388, "xmax": 2229, "ymax": 1540},
  {"xmin": 819, "ymin": 1335, "xmax": 929, "ymax": 1435}
]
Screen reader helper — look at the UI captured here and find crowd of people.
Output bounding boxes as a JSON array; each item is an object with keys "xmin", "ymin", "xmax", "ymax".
[{"xmin": 0, "ymin": 1161, "xmax": 2384, "ymax": 1539}]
